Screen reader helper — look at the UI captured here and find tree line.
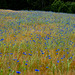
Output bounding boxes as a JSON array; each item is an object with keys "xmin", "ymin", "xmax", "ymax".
[{"xmin": 0, "ymin": 0, "xmax": 75, "ymax": 13}]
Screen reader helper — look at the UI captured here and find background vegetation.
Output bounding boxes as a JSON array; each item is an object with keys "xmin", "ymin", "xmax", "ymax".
[{"xmin": 0, "ymin": 0, "xmax": 75, "ymax": 13}]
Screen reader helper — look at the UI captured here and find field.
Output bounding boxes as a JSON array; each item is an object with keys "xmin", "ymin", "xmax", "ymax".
[{"xmin": 0, "ymin": 9, "xmax": 75, "ymax": 75}]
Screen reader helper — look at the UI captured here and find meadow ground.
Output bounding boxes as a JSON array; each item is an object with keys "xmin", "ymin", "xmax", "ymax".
[{"xmin": 0, "ymin": 9, "xmax": 75, "ymax": 75}]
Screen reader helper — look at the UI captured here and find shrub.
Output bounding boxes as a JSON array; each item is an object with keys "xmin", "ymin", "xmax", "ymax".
[
  {"xmin": 50, "ymin": 0, "xmax": 64, "ymax": 12},
  {"xmin": 58, "ymin": 3, "xmax": 71, "ymax": 13},
  {"xmin": 58, "ymin": 1, "xmax": 75, "ymax": 13},
  {"xmin": 70, "ymin": 2, "xmax": 75, "ymax": 13}
]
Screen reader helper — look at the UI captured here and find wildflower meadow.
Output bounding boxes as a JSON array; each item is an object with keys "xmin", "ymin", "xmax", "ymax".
[{"xmin": 0, "ymin": 10, "xmax": 75, "ymax": 75}]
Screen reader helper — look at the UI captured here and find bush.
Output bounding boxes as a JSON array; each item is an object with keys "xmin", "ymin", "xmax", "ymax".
[
  {"xmin": 50, "ymin": 0, "xmax": 64, "ymax": 12},
  {"xmin": 58, "ymin": 3, "xmax": 71, "ymax": 13},
  {"xmin": 70, "ymin": 2, "xmax": 75, "ymax": 13},
  {"xmin": 58, "ymin": 1, "xmax": 75, "ymax": 13}
]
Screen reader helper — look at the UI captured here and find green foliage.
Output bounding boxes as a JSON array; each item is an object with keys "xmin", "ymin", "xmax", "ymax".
[
  {"xmin": 70, "ymin": 2, "xmax": 75, "ymax": 13},
  {"xmin": 50, "ymin": 0, "xmax": 64, "ymax": 12},
  {"xmin": 58, "ymin": 1, "xmax": 75, "ymax": 13},
  {"xmin": 58, "ymin": 3, "xmax": 70, "ymax": 13}
]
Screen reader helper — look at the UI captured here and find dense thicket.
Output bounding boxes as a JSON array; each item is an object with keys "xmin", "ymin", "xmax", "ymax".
[{"xmin": 0, "ymin": 0, "xmax": 75, "ymax": 13}]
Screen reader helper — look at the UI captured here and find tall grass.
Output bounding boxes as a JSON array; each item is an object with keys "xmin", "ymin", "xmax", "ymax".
[{"xmin": 0, "ymin": 10, "xmax": 75, "ymax": 75}]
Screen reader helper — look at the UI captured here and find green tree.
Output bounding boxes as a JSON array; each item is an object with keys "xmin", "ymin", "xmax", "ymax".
[{"xmin": 50, "ymin": 0, "xmax": 64, "ymax": 12}]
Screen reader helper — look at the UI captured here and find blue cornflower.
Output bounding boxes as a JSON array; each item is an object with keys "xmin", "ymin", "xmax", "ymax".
[
  {"xmin": 57, "ymin": 60, "xmax": 59, "ymax": 63},
  {"xmin": 45, "ymin": 43, "xmax": 46, "ymax": 44},
  {"xmin": 33, "ymin": 40, "xmax": 35, "ymax": 42},
  {"xmin": 58, "ymin": 49, "xmax": 60, "ymax": 51},
  {"xmin": 45, "ymin": 48, "xmax": 47, "ymax": 49},
  {"xmin": 0, "ymin": 53, "xmax": 2, "ymax": 54},
  {"xmin": 8, "ymin": 67, "xmax": 11, "ymax": 68},
  {"xmin": 61, "ymin": 58, "xmax": 63, "ymax": 59},
  {"xmin": 48, "ymin": 50, "xmax": 49, "ymax": 52},
  {"xmin": 29, "ymin": 53, "xmax": 32, "ymax": 56},
  {"xmin": 56, "ymin": 50, "xmax": 57, "ymax": 51},
  {"xmin": 63, "ymin": 55, "xmax": 65, "ymax": 58},
  {"xmin": 35, "ymin": 69, "xmax": 39, "ymax": 71},
  {"xmin": 26, "ymin": 60, "xmax": 28, "ymax": 62},
  {"xmin": 46, "ymin": 67, "xmax": 49, "ymax": 68},
  {"xmin": 17, "ymin": 60, "xmax": 19, "ymax": 62},
  {"xmin": 42, "ymin": 53, "xmax": 44, "ymax": 54},
  {"xmin": 4, "ymin": 44, "xmax": 6, "ymax": 45},
  {"xmin": 25, "ymin": 63, "xmax": 27, "ymax": 65},
  {"xmin": 41, "ymin": 50, "xmax": 43, "ymax": 52},
  {"xmin": 63, "ymin": 50, "xmax": 65, "ymax": 52},
  {"xmin": 48, "ymin": 55, "xmax": 50, "ymax": 57},
  {"xmin": 16, "ymin": 71, "xmax": 21, "ymax": 74},
  {"xmin": 70, "ymin": 57, "xmax": 72, "ymax": 59},
  {"xmin": 56, "ymin": 53, "xmax": 58, "ymax": 55},
  {"xmin": 14, "ymin": 35, "xmax": 16, "ymax": 37},
  {"xmin": 0, "ymin": 39, "xmax": 4, "ymax": 41},
  {"xmin": 67, "ymin": 52, "xmax": 69, "ymax": 54},
  {"xmin": 13, "ymin": 59, "xmax": 17, "ymax": 61},
  {"xmin": 49, "ymin": 57, "xmax": 51, "ymax": 59},
  {"xmin": 48, "ymin": 37, "xmax": 50, "ymax": 39},
  {"xmin": 46, "ymin": 36, "xmax": 47, "ymax": 38},
  {"xmin": 10, "ymin": 53, "xmax": 13, "ymax": 54},
  {"xmin": 23, "ymin": 52, "xmax": 27, "ymax": 55}
]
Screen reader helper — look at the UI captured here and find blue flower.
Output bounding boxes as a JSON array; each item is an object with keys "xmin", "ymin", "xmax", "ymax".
[
  {"xmin": 13, "ymin": 59, "xmax": 17, "ymax": 61},
  {"xmin": 58, "ymin": 49, "xmax": 60, "ymax": 51},
  {"xmin": 4, "ymin": 44, "xmax": 6, "ymax": 45},
  {"xmin": 46, "ymin": 67, "xmax": 49, "ymax": 68},
  {"xmin": 63, "ymin": 50, "xmax": 65, "ymax": 52},
  {"xmin": 10, "ymin": 53, "xmax": 13, "ymax": 55},
  {"xmin": 48, "ymin": 37, "xmax": 50, "ymax": 39},
  {"xmin": 56, "ymin": 50, "xmax": 57, "ymax": 51},
  {"xmin": 56, "ymin": 53, "xmax": 58, "ymax": 55},
  {"xmin": 45, "ymin": 43, "xmax": 46, "ymax": 44},
  {"xmin": 26, "ymin": 60, "xmax": 28, "ymax": 62},
  {"xmin": 16, "ymin": 71, "xmax": 21, "ymax": 74},
  {"xmin": 14, "ymin": 35, "xmax": 16, "ymax": 37},
  {"xmin": 25, "ymin": 63, "xmax": 27, "ymax": 65},
  {"xmin": 0, "ymin": 39, "xmax": 4, "ymax": 41},
  {"xmin": 45, "ymin": 48, "xmax": 47, "ymax": 49},
  {"xmin": 0, "ymin": 53, "xmax": 2, "ymax": 54},
  {"xmin": 17, "ymin": 60, "xmax": 19, "ymax": 62},
  {"xmin": 70, "ymin": 57, "xmax": 72, "ymax": 59},
  {"xmin": 63, "ymin": 55, "xmax": 65, "ymax": 58},
  {"xmin": 42, "ymin": 53, "xmax": 44, "ymax": 54},
  {"xmin": 29, "ymin": 53, "xmax": 32, "ymax": 56},
  {"xmin": 35, "ymin": 69, "xmax": 39, "ymax": 71},
  {"xmin": 33, "ymin": 40, "xmax": 35, "ymax": 42},
  {"xmin": 46, "ymin": 36, "xmax": 47, "ymax": 38},
  {"xmin": 48, "ymin": 55, "xmax": 50, "ymax": 57},
  {"xmin": 61, "ymin": 58, "xmax": 63, "ymax": 59},
  {"xmin": 23, "ymin": 52, "xmax": 27, "ymax": 55},
  {"xmin": 49, "ymin": 57, "xmax": 51, "ymax": 59},
  {"xmin": 67, "ymin": 52, "xmax": 69, "ymax": 54},
  {"xmin": 57, "ymin": 60, "xmax": 59, "ymax": 63}
]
